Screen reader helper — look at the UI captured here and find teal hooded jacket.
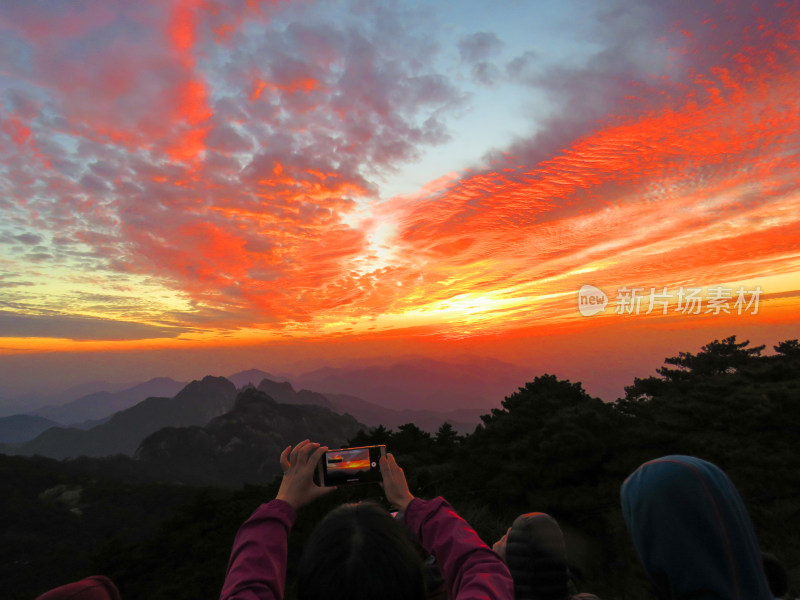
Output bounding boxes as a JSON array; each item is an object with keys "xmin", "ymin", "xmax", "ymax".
[{"xmin": 620, "ymin": 455, "xmax": 773, "ymax": 600}]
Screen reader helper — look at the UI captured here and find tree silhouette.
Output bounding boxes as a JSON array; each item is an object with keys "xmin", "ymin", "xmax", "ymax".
[
  {"xmin": 657, "ymin": 335, "xmax": 764, "ymax": 379},
  {"xmin": 434, "ymin": 422, "xmax": 461, "ymax": 448}
]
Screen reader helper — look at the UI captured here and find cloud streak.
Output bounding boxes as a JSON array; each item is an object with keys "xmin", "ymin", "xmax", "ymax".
[{"xmin": 0, "ymin": 310, "xmax": 192, "ymax": 341}]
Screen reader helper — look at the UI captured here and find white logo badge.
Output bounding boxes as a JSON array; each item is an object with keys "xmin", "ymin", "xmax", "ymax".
[{"xmin": 578, "ymin": 285, "xmax": 608, "ymax": 316}]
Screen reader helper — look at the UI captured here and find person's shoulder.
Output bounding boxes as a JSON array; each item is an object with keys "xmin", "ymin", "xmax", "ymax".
[{"xmin": 36, "ymin": 575, "xmax": 121, "ymax": 600}]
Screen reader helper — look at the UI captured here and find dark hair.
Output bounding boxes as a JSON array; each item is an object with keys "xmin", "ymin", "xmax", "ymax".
[{"xmin": 297, "ymin": 502, "xmax": 426, "ymax": 600}]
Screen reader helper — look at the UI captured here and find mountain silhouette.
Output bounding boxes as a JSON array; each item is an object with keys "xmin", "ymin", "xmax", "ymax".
[
  {"xmin": 134, "ymin": 387, "xmax": 364, "ymax": 486},
  {"xmin": 227, "ymin": 369, "xmax": 283, "ymax": 389}
]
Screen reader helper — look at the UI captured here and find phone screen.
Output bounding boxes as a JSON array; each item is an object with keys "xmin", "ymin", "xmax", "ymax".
[{"xmin": 320, "ymin": 445, "xmax": 386, "ymax": 486}]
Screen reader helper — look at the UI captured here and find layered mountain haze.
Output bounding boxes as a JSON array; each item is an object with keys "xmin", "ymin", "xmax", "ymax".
[
  {"xmin": 12, "ymin": 376, "xmax": 237, "ymax": 459},
  {"xmin": 0, "ymin": 414, "xmax": 58, "ymax": 444},
  {"xmin": 323, "ymin": 393, "xmax": 482, "ymax": 435},
  {"xmin": 0, "ymin": 380, "xmax": 134, "ymax": 418},
  {"xmin": 255, "ymin": 379, "xmax": 332, "ymax": 409},
  {"xmin": 295, "ymin": 357, "xmax": 532, "ymax": 411},
  {"xmin": 226, "ymin": 369, "xmax": 285, "ymax": 390},
  {"xmin": 2, "ymin": 358, "xmax": 500, "ymax": 461},
  {"xmin": 238, "ymin": 357, "xmax": 512, "ymax": 432},
  {"xmin": 249, "ymin": 375, "xmax": 483, "ymax": 434},
  {"xmin": 32, "ymin": 377, "xmax": 187, "ymax": 425}
]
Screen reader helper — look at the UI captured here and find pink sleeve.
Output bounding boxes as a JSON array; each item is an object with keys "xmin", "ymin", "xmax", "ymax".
[
  {"xmin": 220, "ymin": 499, "xmax": 296, "ymax": 600},
  {"xmin": 404, "ymin": 497, "xmax": 514, "ymax": 600}
]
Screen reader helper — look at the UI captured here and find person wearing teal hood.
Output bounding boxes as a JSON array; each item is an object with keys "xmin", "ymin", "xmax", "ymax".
[{"xmin": 620, "ymin": 455, "xmax": 773, "ymax": 600}]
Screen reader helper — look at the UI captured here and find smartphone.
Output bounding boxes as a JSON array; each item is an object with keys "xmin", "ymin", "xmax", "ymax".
[{"xmin": 318, "ymin": 444, "xmax": 386, "ymax": 486}]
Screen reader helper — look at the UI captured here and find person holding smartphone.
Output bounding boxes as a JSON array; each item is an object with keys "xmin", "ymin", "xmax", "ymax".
[{"xmin": 219, "ymin": 440, "xmax": 513, "ymax": 600}]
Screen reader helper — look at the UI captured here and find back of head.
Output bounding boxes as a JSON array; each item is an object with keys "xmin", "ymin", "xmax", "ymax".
[
  {"xmin": 505, "ymin": 512, "xmax": 571, "ymax": 600},
  {"xmin": 620, "ymin": 455, "xmax": 772, "ymax": 600},
  {"xmin": 297, "ymin": 502, "xmax": 426, "ymax": 600}
]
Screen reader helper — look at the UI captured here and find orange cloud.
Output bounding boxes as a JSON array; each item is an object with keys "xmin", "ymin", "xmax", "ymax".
[
  {"xmin": 1, "ymin": 114, "xmax": 31, "ymax": 146},
  {"xmin": 169, "ymin": 0, "xmax": 201, "ymax": 54},
  {"xmin": 251, "ymin": 76, "xmax": 319, "ymax": 101},
  {"xmin": 163, "ymin": 0, "xmax": 212, "ymax": 161}
]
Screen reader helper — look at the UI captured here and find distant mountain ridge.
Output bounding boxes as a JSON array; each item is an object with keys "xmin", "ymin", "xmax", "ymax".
[
  {"xmin": 0, "ymin": 380, "xmax": 132, "ymax": 418},
  {"xmin": 295, "ymin": 356, "xmax": 531, "ymax": 411},
  {"xmin": 13, "ymin": 376, "xmax": 237, "ymax": 459},
  {"xmin": 33, "ymin": 377, "xmax": 187, "ymax": 425},
  {"xmin": 256, "ymin": 378, "xmax": 333, "ymax": 408},
  {"xmin": 0, "ymin": 414, "xmax": 59, "ymax": 444},
  {"xmin": 0, "ymin": 356, "xmax": 524, "ymax": 458},
  {"xmin": 323, "ymin": 393, "xmax": 482, "ymax": 435},
  {"xmin": 247, "ymin": 378, "xmax": 480, "ymax": 433},
  {"xmin": 226, "ymin": 369, "xmax": 283, "ymax": 389}
]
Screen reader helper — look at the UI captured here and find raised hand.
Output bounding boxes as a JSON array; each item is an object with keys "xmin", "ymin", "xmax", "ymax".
[
  {"xmin": 379, "ymin": 453, "xmax": 415, "ymax": 512},
  {"xmin": 275, "ymin": 440, "xmax": 335, "ymax": 510}
]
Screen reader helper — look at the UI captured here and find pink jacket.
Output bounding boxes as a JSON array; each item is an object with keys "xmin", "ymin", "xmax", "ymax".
[
  {"xmin": 220, "ymin": 497, "xmax": 513, "ymax": 600},
  {"xmin": 36, "ymin": 576, "xmax": 122, "ymax": 600}
]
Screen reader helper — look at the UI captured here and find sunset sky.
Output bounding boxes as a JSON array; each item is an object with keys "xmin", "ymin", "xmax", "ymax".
[{"xmin": 1, "ymin": 0, "xmax": 799, "ymax": 401}]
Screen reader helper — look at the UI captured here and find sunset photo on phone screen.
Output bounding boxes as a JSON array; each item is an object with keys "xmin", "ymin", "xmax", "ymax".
[{"xmin": 325, "ymin": 448, "xmax": 373, "ymax": 484}]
